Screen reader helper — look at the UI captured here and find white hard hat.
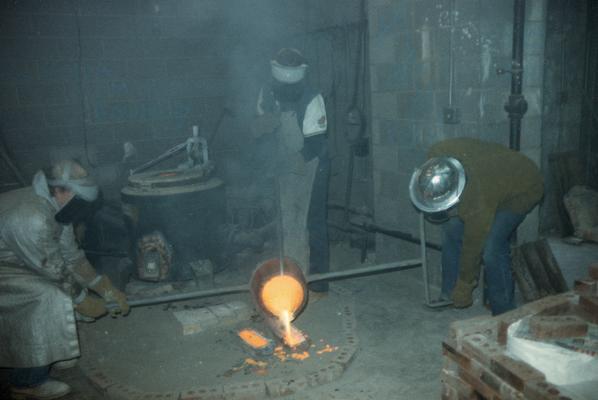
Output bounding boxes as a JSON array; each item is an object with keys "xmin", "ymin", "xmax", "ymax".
[
  {"xmin": 409, "ymin": 157, "xmax": 466, "ymax": 213},
  {"xmin": 271, "ymin": 48, "xmax": 308, "ymax": 84}
]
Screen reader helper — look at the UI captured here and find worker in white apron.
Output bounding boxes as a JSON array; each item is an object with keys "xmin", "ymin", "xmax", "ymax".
[
  {"xmin": 0, "ymin": 159, "xmax": 129, "ymax": 399},
  {"xmin": 251, "ymin": 48, "xmax": 330, "ymax": 295}
]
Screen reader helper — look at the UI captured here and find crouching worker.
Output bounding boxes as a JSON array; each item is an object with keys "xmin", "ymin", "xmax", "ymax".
[
  {"xmin": 409, "ymin": 138, "xmax": 543, "ymax": 315},
  {"xmin": 0, "ymin": 159, "xmax": 129, "ymax": 399}
]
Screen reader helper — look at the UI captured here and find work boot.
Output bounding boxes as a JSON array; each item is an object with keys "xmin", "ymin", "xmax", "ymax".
[{"xmin": 11, "ymin": 378, "xmax": 71, "ymax": 400}]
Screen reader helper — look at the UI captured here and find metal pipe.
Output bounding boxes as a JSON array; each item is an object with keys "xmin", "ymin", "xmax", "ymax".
[
  {"xmin": 112, "ymin": 259, "xmax": 422, "ymax": 309},
  {"xmin": 505, "ymin": 0, "xmax": 528, "ymax": 150},
  {"xmin": 349, "ymin": 220, "xmax": 442, "ymax": 251}
]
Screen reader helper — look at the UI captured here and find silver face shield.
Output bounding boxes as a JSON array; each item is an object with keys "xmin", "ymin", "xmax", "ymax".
[{"xmin": 409, "ymin": 157, "xmax": 466, "ymax": 213}]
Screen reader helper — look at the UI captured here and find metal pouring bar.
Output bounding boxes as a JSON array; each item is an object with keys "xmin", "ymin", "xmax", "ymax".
[{"xmin": 110, "ymin": 214, "xmax": 451, "ymax": 310}]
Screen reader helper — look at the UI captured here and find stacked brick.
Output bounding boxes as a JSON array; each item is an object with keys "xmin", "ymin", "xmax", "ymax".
[{"xmin": 441, "ymin": 264, "xmax": 598, "ymax": 400}]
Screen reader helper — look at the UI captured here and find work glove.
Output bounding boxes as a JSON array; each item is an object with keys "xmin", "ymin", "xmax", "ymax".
[
  {"xmin": 451, "ymin": 280, "xmax": 476, "ymax": 308},
  {"xmin": 91, "ymin": 276, "xmax": 130, "ymax": 316},
  {"xmin": 250, "ymin": 112, "xmax": 280, "ymax": 138},
  {"xmin": 74, "ymin": 290, "xmax": 107, "ymax": 319}
]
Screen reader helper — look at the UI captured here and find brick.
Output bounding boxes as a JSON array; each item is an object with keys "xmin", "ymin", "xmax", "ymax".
[
  {"xmin": 442, "ymin": 340, "xmax": 471, "ymax": 369},
  {"xmin": 306, "ymin": 363, "xmax": 343, "ymax": 387},
  {"xmin": 179, "ymin": 386, "xmax": 224, "ymax": 400},
  {"xmin": 449, "ymin": 315, "xmax": 498, "ymax": 342},
  {"xmin": 574, "ymin": 279, "xmax": 597, "ymax": 296},
  {"xmin": 461, "ymin": 334, "xmax": 503, "ymax": 366},
  {"xmin": 84, "ymin": 367, "xmax": 115, "ymax": 394},
  {"xmin": 331, "ymin": 343, "xmax": 358, "ymax": 369},
  {"xmin": 528, "ymin": 315, "xmax": 588, "ymax": 339},
  {"xmin": 221, "ymin": 381, "xmax": 266, "ymax": 400},
  {"xmin": 589, "ymin": 263, "xmax": 598, "ymax": 280},
  {"xmin": 489, "ymin": 354, "xmax": 545, "ymax": 392},
  {"xmin": 457, "ymin": 360, "xmax": 501, "ymax": 399},
  {"xmin": 580, "ymin": 294, "xmax": 598, "ymax": 316},
  {"xmin": 264, "ymin": 378, "xmax": 296, "ymax": 397},
  {"xmin": 440, "ymin": 369, "xmax": 475, "ymax": 400},
  {"xmin": 173, "ymin": 308, "xmax": 218, "ymax": 335},
  {"xmin": 523, "ymin": 380, "xmax": 568, "ymax": 400}
]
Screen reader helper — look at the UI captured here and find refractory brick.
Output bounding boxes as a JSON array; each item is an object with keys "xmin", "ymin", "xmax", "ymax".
[{"xmin": 529, "ymin": 315, "xmax": 589, "ymax": 340}]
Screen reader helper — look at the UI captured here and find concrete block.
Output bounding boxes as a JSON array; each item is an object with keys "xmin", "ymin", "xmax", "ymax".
[
  {"xmin": 525, "ymin": 21, "xmax": 546, "ymax": 56},
  {"xmin": 528, "ymin": 315, "xmax": 589, "ymax": 340},
  {"xmin": 0, "ymin": 14, "xmax": 32, "ymax": 35},
  {"xmin": 0, "ymin": 85, "xmax": 18, "ymax": 108},
  {"xmin": 0, "ymin": 59, "xmax": 37, "ymax": 82},
  {"xmin": 78, "ymin": 15, "xmax": 133, "ymax": 37},
  {"xmin": 102, "ymin": 38, "xmax": 146, "ymax": 59},
  {"xmin": 372, "ymin": 144, "xmax": 398, "ymax": 173},
  {"xmin": 369, "ymin": 34, "xmax": 397, "ymax": 64},
  {"xmin": 79, "ymin": 0, "xmax": 137, "ymax": 15},
  {"xmin": 397, "ymin": 91, "xmax": 435, "ymax": 121},
  {"xmin": 84, "ymin": 59, "xmax": 127, "ymax": 81},
  {"xmin": 37, "ymin": 60, "xmax": 78, "ymax": 82},
  {"xmin": 331, "ymin": 343, "xmax": 358, "ymax": 368},
  {"xmin": 18, "ymin": 83, "xmax": 70, "ymax": 106},
  {"xmin": 30, "ymin": 14, "xmax": 77, "ymax": 36},
  {"xmin": 173, "ymin": 307, "xmax": 218, "ymax": 335},
  {"xmin": 371, "ymin": 92, "xmax": 398, "ymax": 119},
  {"xmin": 127, "ymin": 58, "xmax": 167, "ymax": 80},
  {"xmin": 374, "ymin": 62, "xmax": 413, "ymax": 92},
  {"xmin": 92, "ymin": 101, "xmax": 129, "ymax": 124}
]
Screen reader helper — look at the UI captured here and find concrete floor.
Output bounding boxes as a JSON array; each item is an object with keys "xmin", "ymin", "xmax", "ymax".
[{"xmin": 1, "ymin": 238, "xmax": 597, "ymax": 399}]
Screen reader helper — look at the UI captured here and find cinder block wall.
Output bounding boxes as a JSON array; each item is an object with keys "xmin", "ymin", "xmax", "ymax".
[
  {"xmin": 367, "ymin": 0, "xmax": 548, "ymax": 284},
  {"xmin": 0, "ymin": 0, "xmax": 369, "ymax": 214}
]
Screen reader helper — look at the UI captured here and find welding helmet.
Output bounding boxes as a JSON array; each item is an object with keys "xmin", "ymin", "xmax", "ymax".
[
  {"xmin": 409, "ymin": 157, "xmax": 466, "ymax": 214},
  {"xmin": 271, "ymin": 48, "xmax": 308, "ymax": 84},
  {"xmin": 47, "ymin": 160, "xmax": 100, "ymax": 224}
]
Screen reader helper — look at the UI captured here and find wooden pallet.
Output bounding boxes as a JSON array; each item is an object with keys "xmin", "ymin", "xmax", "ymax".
[{"xmin": 442, "ymin": 265, "xmax": 598, "ymax": 400}]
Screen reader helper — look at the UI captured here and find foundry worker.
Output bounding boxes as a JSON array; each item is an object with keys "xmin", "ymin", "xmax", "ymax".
[
  {"xmin": 0, "ymin": 159, "xmax": 129, "ymax": 399},
  {"xmin": 250, "ymin": 48, "xmax": 330, "ymax": 295},
  {"xmin": 409, "ymin": 138, "xmax": 543, "ymax": 315}
]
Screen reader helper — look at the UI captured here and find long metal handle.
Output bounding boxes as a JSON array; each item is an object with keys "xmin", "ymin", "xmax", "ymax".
[{"xmin": 108, "ymin": 259, "xmax": 423, "ymax": 309}]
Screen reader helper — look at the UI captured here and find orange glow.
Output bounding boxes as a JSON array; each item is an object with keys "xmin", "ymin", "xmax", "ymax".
[
  {"xmin": 260, "ymin": 275, "xmax": 304, "ymax": 319},
  {"xmin": 316, "ymin": 344, "xmax": 338, "ymax": 355},
  {"xmin": 238, "ymin": 329, "xmax": 269, "ymax": 349},
  {"xmin": 290, "ymin": 351, "xmax": 310, "ymax": 360}
]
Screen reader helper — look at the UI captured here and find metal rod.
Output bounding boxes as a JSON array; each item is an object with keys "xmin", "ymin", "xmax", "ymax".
[
  {"xmin": 114, "ymin": 259, "xmax": 423, "ymax": 309},
  {"xmin": 349, "ymin": 219, "xmax": 442, "ymax": 251},
  {"xmin": 420, "ymin": 213, "xmax": 431, "ymax": 305},
  {"xmin": 129, "ymin": 141, "xmax": 187, "ymax": 175}
]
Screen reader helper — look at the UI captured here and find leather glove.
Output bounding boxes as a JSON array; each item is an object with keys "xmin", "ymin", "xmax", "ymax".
[
  {"xmin": 250, "ymin": 112, "xmax": 280, "ymax": 138},
  {"xmin": 91, "ymin": 276, "xmax": 130, "ymax": 316},
  {"xmin": 451, "ymin": 280, "xmax": 476, "ymax": 308},
  {"xmin": 74, "ymin": 291, "xmax": 107, "ymax": 319}
]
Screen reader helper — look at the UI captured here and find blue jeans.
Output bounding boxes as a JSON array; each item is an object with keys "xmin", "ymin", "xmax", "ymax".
[
  {"xmin": 9, "ymin": 366, "xmax": 50, "ymax": 388},
  {"xmin": 441, "ymin": 210, "xmax": 525, "ymax": 315}
]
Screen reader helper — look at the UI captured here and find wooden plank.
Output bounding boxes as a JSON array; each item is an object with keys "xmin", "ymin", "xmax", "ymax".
[
  {"xmin": 511, "ymin": 246, "xmax": 540, "ymax": 302},
  {"xmin": 520, "ymin": 242, "xmax": 554, "ymax": 296},
  {"xmin": 533, "ymin": 239, "xmax": 568, "ymax": 293}
]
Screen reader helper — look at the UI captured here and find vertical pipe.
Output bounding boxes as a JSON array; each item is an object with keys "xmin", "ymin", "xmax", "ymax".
[
  {"xmin": 506, "ymin": 0, "xmax": 528, "ymax": 150},
  {"xmin": 420, "ymin": 213, "xmax": 431, "ymax": 305}
]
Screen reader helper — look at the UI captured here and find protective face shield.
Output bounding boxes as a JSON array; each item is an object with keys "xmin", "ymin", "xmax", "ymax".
[
  {"xmin": 47, "ymin": 160, "xmax": 100, "ymax": 224},
  {"xmin": 271, "ymin": 48, "xmax": 308, "ymax": 84},
  {"xmin": 409, "ymin": 156, "xmax": 466, "ymax": 214}
]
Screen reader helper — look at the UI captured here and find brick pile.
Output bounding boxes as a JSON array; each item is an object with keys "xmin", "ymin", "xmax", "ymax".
[{"xmin": 442, "ymin": 264, "xmax": 598, "ymax": 400}]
